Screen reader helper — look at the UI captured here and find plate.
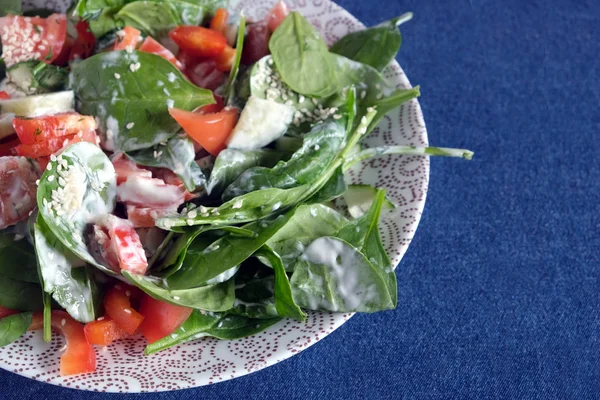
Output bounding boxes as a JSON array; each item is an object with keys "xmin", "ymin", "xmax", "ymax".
[{"xmin": 2, "ymin": 0, "xmax": 429, "ymax": 392}]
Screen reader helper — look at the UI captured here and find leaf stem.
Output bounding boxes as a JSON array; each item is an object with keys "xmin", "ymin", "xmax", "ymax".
[
  {"xmin": 394, "ymin": 12, "xmax": 414, "ymax": 27},
  {"xmin": 148, "ymin": 231, "xmax": 175, "ymax": 269}
]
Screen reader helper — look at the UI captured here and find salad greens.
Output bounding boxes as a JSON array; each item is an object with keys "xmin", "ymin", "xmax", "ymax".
[{"xmin": 0, "ymin": 3, "xmax": 474, "ymax": 361}]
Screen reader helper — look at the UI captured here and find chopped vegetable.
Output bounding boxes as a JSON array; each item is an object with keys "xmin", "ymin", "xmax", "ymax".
[
  {"xmin": 84, "ymin": 317, "xmax": 129, "ymax": 346},
  {"xmin": 169, "ymin": 26, "xmax": 227, "ymax": 59},
  {"xmin": 113, "ymin": 26, "xmax": 141, "ymax": 51},
  {"xmin": 103, "ymin": 285, "xmax": 144, "ymax": 335},
  {"xmin": 138, "ymin": 294, "xmax": 192, "ymax": 344}
]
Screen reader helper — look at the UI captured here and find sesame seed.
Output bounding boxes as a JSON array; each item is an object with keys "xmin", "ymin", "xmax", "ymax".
[
  {"xmin": 47, "ymin": 175, "xmax": 55, "ymax": 182},
  {"xmin": 187, "ymin": 219, "xmax": 194, "ymax": 226},
  {"xmin": 123, "ymin": 309, "xmax": 132, "ymax": 314},
  {"xmin": 187, "ymin": 210, "xmax": 198, "ymax": 218},
  {"xmin": 361, "ymin": 116, "xmax": 367, "ymax": 125},
  {"xmin": 232, "ymin": 200, "xmax": 243, "ymax": 209},
  {"xmin": 299, "ymin": 95, "xmax": 305, "ymax": 103},
  {"xmin": 61, "ymin": 319, "xmax": 66, "ymax": 326},
  {"xmin": 35, "ymin": 179, "xmax": 40, "ymax": 186},
  {"xmin": 173, "ymin": 296, "xmax": 180, "ymax": 300},
  {"xmin": 125, "ymin": 290, "xmax": 131, "ymax": 297},
  {"xmin": 50, "ymin": 155, "xmax": 57, "ymax": 162},
  {"xmin": 333, "ymin": 114, "xmax": 342, "ymax": 119},
  {"xmin": 126, "ymin": 122, "xmax": 135, "ymax": 129},
  {"xmin": 97, "ymin": 317, "xmax": 104, "ymax": 321},
  {"xmin": 361, "ymin": 91, "xmax": 367, "ymax": 99},
  {"xmin": 312, "ymin": 98, "xmax": 318, "ymax": 105},
  {"xmin": 314, "ymin": 145, "xmax": 320, "ymax": 150},
  {"xmin": 377, "ymin": 93, "xmax": 384, "ymax": 100},
  {"xmin": 58, "ymin": 177, "xmax": 66, "ymax": 186},
  {"xmin": 114, "ymin": 73, "xmax": 120, "ymax": 79}
]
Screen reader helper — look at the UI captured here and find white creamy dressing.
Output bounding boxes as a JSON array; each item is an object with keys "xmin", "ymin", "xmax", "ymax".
[{"xmin": 117, "ymin": 175, "xmax": 185, "ymax": 207}]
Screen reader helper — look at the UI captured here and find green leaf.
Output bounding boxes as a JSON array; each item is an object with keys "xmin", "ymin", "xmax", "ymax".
[
  {"xmin": 306, "ymin": 166, "xmax": 347, "ymax": 204},
  {"xmin": 0, "ymin": 273, "xmax": 43, "ymax": 311},
  {"xmin": 0, "ymin": 313, "xmax": 32, "ymax": 347},
  {"xmin": 206, "ymin": 148, "xmax": 287, "ymax": 198},
  {"xmin": 34, "ymin": 216, "xmax": 102, "ymax": 323},
  {"xmin": 42, "ymin": 291, "xmax": 51, "ymax": 342},
  {"xmin": 222, "ymin": 119, "xmax": 347, "ymax": 199},
  {"xmin": 290, "ymin": 236, "xmax": 395, "ymax": 312},
  {"xmin": 330, "ymin": 13, "xmax": 412, "ymax": 72},
  {"xmin": 36, "ymin": 142, "xmax": 118, "ymax": 276},
  {"xmin": 231, "ymin": 276, "xmax": 279, "ymax": 319},
  {"xmin": 71, "ymin": 51, "xmax": 214, "ymax": 152},
  {"xmin": 144, "ymin": 310, "xmax": 282, "ymax": 355},
  {"xmin": 0, "ymin": 0, "xmax": 21, "ymax": 16},
  {"xmin": 269, "ymin": 12, "xmax": 338, "ymax": 98},
  {"xmin": 257, "ymin": 246, "xmax": 305, "ymax": 322},
  {"xmin": 116, "ymin": 1, "xmax": 204, "ymax": 36},
  {"xmin": 224, "ymin": 15, "xmax": 246, "ymax": 105},
  {"xmin": 266, "ymin": 204, "xmax": 347, "ymax": 271},
  {"xmin": 337, "ymin": 189, "xmax": 397, "ymax": 307},
  {"xmin": 0, "ymin": 234, "xmax": 39, "ymax": 283},
  {"xmin": 126, "ymin": 134, "xmax": 205, "ymax": 192},
  {"xmin": 166, "ymin": 211, "xmax": 295, "ymax": 289},
  {"xmin": 123, "ymin": 271, "xmax": 235, "ymax": 311}
]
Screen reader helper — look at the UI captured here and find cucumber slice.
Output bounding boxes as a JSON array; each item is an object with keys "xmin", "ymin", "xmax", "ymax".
[
  {"xmin": 0, "ymin": 91, "xmax": 74, "ymax": 117},
  {"xmin": 0, "ymin": 113, "xmax": 16, "ymax": 140},
  {"xmin": 7, "ymin": 61, "xmax": 68, "ymax": 94},
  {"xmin": 344, "ymin": 184, "xmax": 396, "ymax": 218}
]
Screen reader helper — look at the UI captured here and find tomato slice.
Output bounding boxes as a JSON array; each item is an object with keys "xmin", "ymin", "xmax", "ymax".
[
  {"xmin": 111, "ymin": 154, "xmax": 152, "ymax": 185},
  {"xmin": 114, "ymin": 26, "xmax": 142, "ymax": 51},
  {"xmin": 0, "ymin": 14, "xmax": 68, "ymax": 67},
  {"xmin": 169, "ymin": 107, "xmax": 238, "ymax": 156},
  {"xmin": 210, "ymin": 8, "xmax": 229, "ymax": 35},
  {"xmin": 139, "ymin": 295, "xmax": 192, "ymax": 344},
  {"xmin": 84, "ymin": 317, "xmax": 129, "ymax": 346},
  {"xmin": 104, "ymin": 286, "xmax": 144, "ymax": 335},
  {"xmin": 169, "ymin": 26, "xmax": 227, "ymax": 58},
  {"xmin": 0, "ymin": 91, "xmax": 10, "ymax": 100},
  {"xmin": 13, "ymin": 112, "xmax": 97, "ymax": 145},
  {"xmin": 267, "ymin": 1, "xmax": 290, "ymax": 32},
  {"xmin": 14, "ymin": 129, "xmax": 99, "ymax": 158},
  {"xmin": 0, "ymin": 305, "xmax": 19, "ymax": 319},
  {"xmin": 139, "ymin": 36, "xmax": 182, "ymax": 69},
  {"xmin": 53, "ymin": 34, "xmax": 73, "ymax": 66},
  {"xmin": 242, "ymin": 22, "xmax": 270, "ymax": 65},
  {"xmin": 0, "ymin": 156, "xmax": 39, "ymax": 229},
  {"xmin": 117, "ymin": 175, "xmax": 187, "ymax": 208},
  {"xmin": 93, "ymin": 215, "xmax": 148, "ymax": 275},
  {"xmin": 30, "ymin": 311, "xmax": 96, "ymax": 376},
  {"xmin": 126, "ymin": 204, "xmax": 176, "ymax": 228},
  {"xmin": 69, "ymin": 20, "xmax": 96, "ymax": 61},
  {"xmin": 214, "ymin": 45, "xmax": 236, "ymax": 72}
]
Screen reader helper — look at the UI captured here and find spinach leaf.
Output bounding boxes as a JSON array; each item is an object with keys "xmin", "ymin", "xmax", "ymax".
[
  {"xmin": 269, "ymin": 12, "xmax": 338, "ymax": 98},
  {"xmin": 0, "ymin": 0, "xmax": 21, "ymax": 16},
  {"xmin": 165, "ymin": 211, "xmax": 294, "ymax": 289},
  {"xmin": 71, "ymin": 51, "xmax": 214, "ymax": 152},
  {"xmin": 0, "ymin": 313, "xmax": 32, "ymax": 347},
  {"xmin": 125, "ymin": 134, "xmax": 205, "ymax": 192},
  {"xmin": 290, "ymin": 237, "xmax": 394, "ymax": 312},
  {"xmin": 337, "ymin": 189, "xmax": 397, "ymax": 308},
  {"xmin": 306, "ymin": 166, "xmax": 347, "ymax": 204},
  {"xmin": 42, "ymin": 291, "xmax": 52, "ymax": 342},
  {"xmin": 224, "ymin": 15, "xmax": 246, "ymax": 105},
  {"xmin": 206, "ymin": 148, "xmax": 287, "ymax": 198},
  {"xmin": 36, "ymin": 142, "xmax": 118, "ymax": 277},
  {"xmin": 0, "ymin": 274, "xmax": 42, "ymax": 311},
  {"xmin": 123, "ymin": 271, "xmax": 235, "ymax": 311},
  {"xmin": 265, "ymin": 204, "xmax": 347, "ymax": 271},
  {"xmin": 231, "ymin": 276, "xmax": 279, "ymax": 319},
  {"xmin": 0, "ymin": 234, "xmax": 39, "ymax": 283},
  {"xmin": 144, "ymin": 311, "xmax": 282, "ymax": 355},
  {"xmin": 222, "ymin": 118, "xmax": 347, "ymax": 199},
  {"xmin": 257, "ymin": 246, "xmax": 305, "ymax": 322},
  {"xmin": 330, "ymin": 13, "xmax": 412, "ymax": 72},
  {"xmin": 34, "ymin": 216, "xmax": 102, "ymax": 323},
  {"xmin": 116, "ymin": 1, "xmax": 204, "ymax": 36}
]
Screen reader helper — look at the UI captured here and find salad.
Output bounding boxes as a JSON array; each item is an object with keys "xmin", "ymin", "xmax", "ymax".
[{"xmin": 0, "ymin": 0, "xmax": 472, "ymax": 376}]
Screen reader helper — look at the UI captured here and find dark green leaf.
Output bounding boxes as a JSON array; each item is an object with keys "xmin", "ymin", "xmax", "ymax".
[
  {"xmin": 0, "ymin": 234, "xmax": 39, "ymax": 283},
  {"xmin": 34, "ymin": 216, "xmax": 102, "ymax": 323},
  {"xmin": 330, "ymin": 13, "xmax": 412, "ymax": 72},
  {"xmin": 269, "ymin": 12, "xmax": 338, "ymax": 98},
  {"xmin": 126, "ymin": 134, "xmax": 205, "ymax": 192},
  {"xmin": 307, "ymin": 166, "xmax": 347, "ymax": 204},
  {"xmin": 116, "ymin": 1, "xmax": 204, "ymax": 36},
  {"xmin": 0, "ymin": 273, "xmax": 43, "ymax": 311},
  {"xmin": 0, "ymin": 0, "xmax": 21, "ymax": 16},
  {"xmin": 144, "ymin": 310, "xmax": 281, "ymax": 355},
  {"xmin": 256, "ymin": 246, "xmax": 305, "ymax": 322},
  {"xmin": 71, "ymin": 51, "xmax": 214, "ymax": 151},
  {"xmin": 224, "ymin": 15, "xmax": 246, "ymax": 105},
  {"xmin": 231, "ymin": 276, "xmax": 279, "ymax": 319},
  {"xmin": 36, "ymin": 142, "xmax": 118, "ymax": 276},
  {"xmin": 166, "ymin": 211, "xmax": 295, "ymax": 289},
  {"xmin": 290, "ymin": 236, "xmax": 395, "ymax": 312},
  {"xmin": 0, "ymin": 313, "xmax": 32, "ymax": 347}
]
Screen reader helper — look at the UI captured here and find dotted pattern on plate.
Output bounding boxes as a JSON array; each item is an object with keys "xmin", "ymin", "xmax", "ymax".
[{"xmin": 4, "ymin": 0, "xmax": 429, "ymax": 392}]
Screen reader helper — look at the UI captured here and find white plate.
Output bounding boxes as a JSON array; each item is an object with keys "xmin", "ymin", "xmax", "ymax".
[{"xmin": 2, "ymin": 0, "xmax": 429, "ymax": 392}]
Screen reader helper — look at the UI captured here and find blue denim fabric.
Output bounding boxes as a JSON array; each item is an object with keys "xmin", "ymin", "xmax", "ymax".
[{"xmin": 2, "ymin": 0, "xmax": 599, "ymax": 398}]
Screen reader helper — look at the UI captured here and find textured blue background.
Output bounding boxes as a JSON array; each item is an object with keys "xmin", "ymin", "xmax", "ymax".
[{"xmin": 3, "ymin": 0, "xmax": 599, "ymax": 398}]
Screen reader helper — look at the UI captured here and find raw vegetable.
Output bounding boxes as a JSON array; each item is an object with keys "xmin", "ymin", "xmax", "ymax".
[{"xmin": 0, "ymin": 312, "xmax": 32, "ymax": 347}]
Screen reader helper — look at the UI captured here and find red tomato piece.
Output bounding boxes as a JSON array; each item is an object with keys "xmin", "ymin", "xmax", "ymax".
[
  {"xmin": 186, "ymin": 59, "xmax": 227, "ymax": 90},
  {"xmin": 214, "ymin": 45, "xmax": 236, "ymax": 72},
  {"xmin": 198, "ymin": 93, "xmax": 225, "ymax": 115},
  {"xmin": 117, "ymin": 175, "xmax": 187, "ymax": 208},
  {"xmin": 111, "ymin": 154, "xmax": 152, "ymax": 185},
  {"xmin": 0, "ymin": 305, "xmax": 19, "ymax": 319},
  {"xmin": 93, "ymin": 215, "xmax": 148, "ymax": 275},
  {"xmin": 69, "ymin": 20, "xmax": 96, "ymax": 61},
  {"xmin": 84, "ymin": 317, "xmax": 129, "ymax": 346},
  {"xmin": 52, "ymin": 34, "xmax": 73, "ymax": 66},
  {"xmin": 169, "ymin": 26, "xmax": 227, "ymax": 58},
  {"xmin": 267, "ymin": 1, "xmax": 290, "ymax": 32},
  {"xmin": 0, "ymin": 156, "xmax": 39, "ymax": 229},
  {"xmin": 242, "ymin": 22, "xmax": 270, "ymax": 65},
  {"xmin": 14, "ymin": 129, "xmax": 99, "ymax": 158},
  {"xmin": 210, "ymin": 8, "xmax": 229, "ymax": 35},
  {"xmin": 149, "ymin": 168, "xmax": 198, "ymax": 202},
  {"xmin": 104, "ymin": 286, "xmax": 144, "ymax": 335},
  {"xmin": 0, "ymin": 136, "xmax": 20, "ymax": 156},
  {"xmin": 29, "ymin": 311, "xmax": 96, "ymax": 376},
  {"xmin": 13, "ymin": 112, "xmax": 97, "ymax": 145},
  {"xmin": 139, "ymin": 36, "xmax": 183, "ymax": 69},
  {"xmin": 169, "ymin": 107, "xmax": 238, "ymax": 156},
  {"xmin": 114, "ymin": 26, "xmax": 142, "ymax": 51},
  {"xmin": 126, "ymin": 204, "xmax": 176, "ymax": 228},
  {"xmin": 0, "ymin": 91, "xmax": 10, "ymax": 100},
  {"xmin": 0, "ymin": 14, "xmax": 68, "ymax": 67},
  {"xmin": 139, "ymin": 295, "xmax": 192, "ymax": 344}
]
